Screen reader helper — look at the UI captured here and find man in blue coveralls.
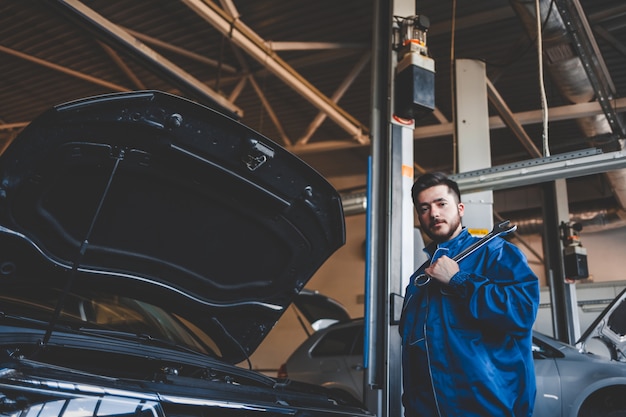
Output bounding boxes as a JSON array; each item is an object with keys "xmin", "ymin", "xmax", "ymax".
[{"xmin": 399, "ymin": 172, "xmax": 540, "ymax": 417}]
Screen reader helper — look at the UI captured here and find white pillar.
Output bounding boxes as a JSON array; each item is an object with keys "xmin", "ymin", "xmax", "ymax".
[{"xmin": 455, "ymin": 59, "xmax": 493, "ymax": 235}]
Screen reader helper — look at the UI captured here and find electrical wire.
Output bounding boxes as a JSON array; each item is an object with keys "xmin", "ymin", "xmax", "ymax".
[{"xmin": 536, "ymin": 0, "xmax": 551, "ymax": 157}]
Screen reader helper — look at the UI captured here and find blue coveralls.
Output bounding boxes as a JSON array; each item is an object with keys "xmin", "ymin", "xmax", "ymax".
[{"xmin": 399, "ymin": 228, "xmax": 540, "ymax": 417}]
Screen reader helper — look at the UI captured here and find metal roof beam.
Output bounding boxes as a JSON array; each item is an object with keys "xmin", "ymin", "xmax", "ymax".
[
  {"xmin": 182, "ymin": 0, "xmax": 368, "ymax": 144},
  {"xmin": 414, "ymin": 96, "xmax": 626, "ymax": 141},
  {"xmin": 50, "ymin": 0, "xmax": 242, "ymax": 118},
  {"xmin": 285, "ymin": 97, "xmax": 626, "ymax": 155},
  {"xmin": 267, "ymin": 42, "xmax": 367, "ymax": 51},
  {"xmin": 486, "ymin": 78, "xmax": 542, "ymax": 158},
  {"xmin": 297, "ymin": 52, "xmax": 371, "ymax": 145},
  {"xmin": 0, "ymin": 44, "xmax": 128, "ymax": 92},
  {"xmin": 123, "ymin": 28, "xmax": 238, "ymax": 74}
]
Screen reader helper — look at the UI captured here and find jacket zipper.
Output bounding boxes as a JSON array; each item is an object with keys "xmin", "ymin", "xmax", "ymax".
[{"xmin": 424, "ymin": 287, "xmax": 443, "ymax": 417}]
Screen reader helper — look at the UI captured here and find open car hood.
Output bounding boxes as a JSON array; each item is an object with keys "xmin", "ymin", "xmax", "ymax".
[
  {"xmin": 0, "ymin": 91, "xmax": 345, "ymax": 364},
  {"xmin": 578, "ymin": 287, "xmax": 626, "ymax": 362}
]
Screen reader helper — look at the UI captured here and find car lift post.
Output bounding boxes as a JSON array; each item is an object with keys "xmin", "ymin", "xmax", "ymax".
[{"xmin": 365, "ymin": 0, "xmax": 432, "ymax": 415}]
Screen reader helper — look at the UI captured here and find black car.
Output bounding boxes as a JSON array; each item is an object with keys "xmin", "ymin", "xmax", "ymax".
[{"xmin": 0, "ymin": 91, "xmax": 371, "ymax": 417}]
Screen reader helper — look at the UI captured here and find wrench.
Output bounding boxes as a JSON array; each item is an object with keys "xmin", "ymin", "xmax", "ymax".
[{"xmin": 414, "ymin": 220, "xmax": 517, "ymax": 287}]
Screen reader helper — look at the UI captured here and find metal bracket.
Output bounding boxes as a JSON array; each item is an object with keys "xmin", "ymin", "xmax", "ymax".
[
  {"xmin": 451, "ymin": 148, "xmax": 626, "ymax": 193},
  {"xmin": 242, "ymin": 139, "xmax": 274, "ymax": 171}
]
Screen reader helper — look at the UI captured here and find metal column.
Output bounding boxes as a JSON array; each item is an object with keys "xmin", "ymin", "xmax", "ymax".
[
  {"xmin": 455, "ymin": 59, "xmax": 493, "ymax": 233},
  {"xmin": 366, "ymin": 0, "xmax": 415, "ymax": 416},
  {"xmin": 542, "ymin": 179, "xmax": 581, "ymax": 343}
]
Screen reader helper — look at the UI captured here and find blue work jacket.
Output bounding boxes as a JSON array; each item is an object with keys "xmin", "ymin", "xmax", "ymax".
[{"xmin": 399, "ymin": 228, "xmax": 540, "ymax": 417}]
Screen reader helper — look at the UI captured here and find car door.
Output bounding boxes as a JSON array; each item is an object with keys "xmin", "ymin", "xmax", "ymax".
[
  {"xmin": 532, "ymin": 337, "xmax": 562, "ymax": 417},
  {"xmin": 343, "ymin": 323, "xmax": 365, "ymax": 401},
  {"xmin": 309, "ymin": 322, "xmax": 364, "ymax": 401}
]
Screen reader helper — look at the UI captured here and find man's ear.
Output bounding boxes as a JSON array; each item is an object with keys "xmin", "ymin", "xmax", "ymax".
[{"xmin": 457, "ymin": 202, "xmax": 465, "ymax": 216}]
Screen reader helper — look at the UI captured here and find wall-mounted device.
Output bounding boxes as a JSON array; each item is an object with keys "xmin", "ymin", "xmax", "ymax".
[
  {"xmin": 560, "ymin": 221, "xmax": 589, "ymax": 280},
  {"xmin": 393, "ymin": 14, "xmax": 435, "ymax": 120}
]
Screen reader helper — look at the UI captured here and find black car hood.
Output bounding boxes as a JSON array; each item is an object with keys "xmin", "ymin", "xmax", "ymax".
[{"xmin": 0, "ymin": 91, "xmax": 345, "ymax": 364}]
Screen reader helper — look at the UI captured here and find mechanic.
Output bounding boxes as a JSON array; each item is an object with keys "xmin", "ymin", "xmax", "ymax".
[{"xmin": 399, "ymin": 172, "xmax": 540, "ymax": 417}]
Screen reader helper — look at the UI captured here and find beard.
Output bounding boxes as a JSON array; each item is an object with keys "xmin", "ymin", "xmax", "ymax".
[{"xmin": 422, "ymin": 212, "xmax": 462, "ymax": 243}]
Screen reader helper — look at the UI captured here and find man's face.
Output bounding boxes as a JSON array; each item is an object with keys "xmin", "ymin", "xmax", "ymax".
[{"xmin": 415, "ymin": 184, "xmax": 464, "ymax": 243}]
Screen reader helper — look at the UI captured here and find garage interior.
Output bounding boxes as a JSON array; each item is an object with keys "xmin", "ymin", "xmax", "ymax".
[{"xmin": 1, "ymin": 0, "xmax": 626, "ymax": 414}]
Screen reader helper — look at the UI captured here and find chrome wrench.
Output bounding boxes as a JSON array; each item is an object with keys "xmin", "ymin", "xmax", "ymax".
[{"xmin": 414, "ymin": 220, "xmax": 517, "ymax": 287}]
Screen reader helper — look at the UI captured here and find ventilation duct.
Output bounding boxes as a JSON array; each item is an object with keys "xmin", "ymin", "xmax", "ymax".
[{"xmin": 510, "ymin": 0, "xmax": 626, "ymax": 226}]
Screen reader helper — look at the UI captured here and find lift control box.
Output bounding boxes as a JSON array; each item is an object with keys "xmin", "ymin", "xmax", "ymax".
[
  {"xmin": 395, "ymin": 52, "xmax": 435, "ymax": 120},
  {"xmin": 393, "ymin": 14, "xmax": 435, "ymax": 120},
  {"xmin": 563, "ymin": 245, "xmax": 589, "ymax": 280}
]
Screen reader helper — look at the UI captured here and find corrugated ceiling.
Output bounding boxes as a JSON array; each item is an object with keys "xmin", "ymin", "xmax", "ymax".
[{"xmin": 0, "ymin": 0, "xmax": 624, "ymax": 203}]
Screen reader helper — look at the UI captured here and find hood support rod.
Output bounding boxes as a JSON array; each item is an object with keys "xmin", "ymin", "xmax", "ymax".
[{"xmin": 40, "ymin": 150, "xmax": 125, "ymax": 348}]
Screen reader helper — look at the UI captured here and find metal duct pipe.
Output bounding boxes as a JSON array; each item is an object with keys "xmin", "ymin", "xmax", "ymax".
[
  {"xmin": 510, "ymin": 0, "xmax": 626, "ymax": 222},
  {"xmin": 510, "ymin": 206, "xmax": 626, "ymax": 235}
]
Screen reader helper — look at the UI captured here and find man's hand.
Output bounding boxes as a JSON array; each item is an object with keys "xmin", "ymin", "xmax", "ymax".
[{"xmin": 424, "ymin": 255, "xmax": 459, "ymax": 285}]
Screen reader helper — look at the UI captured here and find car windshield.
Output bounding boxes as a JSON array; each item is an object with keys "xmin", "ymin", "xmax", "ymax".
[{"xmin": 0, "ymin": 286, "xmax": 220, "ymax": 357}]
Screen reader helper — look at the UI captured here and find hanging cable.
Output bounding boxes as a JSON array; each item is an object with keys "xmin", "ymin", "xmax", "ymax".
[{"xmin": 536, "ymin": 0, "xmax": 550, "ymax": 157}]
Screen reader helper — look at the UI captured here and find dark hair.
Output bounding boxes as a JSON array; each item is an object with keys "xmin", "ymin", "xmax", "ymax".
[{"xmin": 411, "ymin": 172, "xmax": 461, "ymax": 206}]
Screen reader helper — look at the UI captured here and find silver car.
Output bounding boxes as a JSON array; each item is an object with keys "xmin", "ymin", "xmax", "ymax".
[
  {"xmin": 279, "ymin": 290, "xmax": 626, "ymax": 416},
  {"xmin": 278, "ymin": 318, "xmax": 365, "ymax": 402}
]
